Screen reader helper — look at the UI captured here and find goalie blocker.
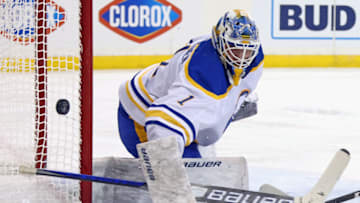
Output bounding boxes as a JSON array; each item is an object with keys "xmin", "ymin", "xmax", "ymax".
[{"xmin": 136, "ymin": 136, "xmax": 196, "ymax": 203}]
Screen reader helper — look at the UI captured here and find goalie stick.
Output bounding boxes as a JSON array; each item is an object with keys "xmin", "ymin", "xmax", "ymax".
[
  {"xmin": 259, "ymin": 184, "xmax": 290, "ymax": 197},
  {"xmin": 193, "ymin": 185, "xmax": 360, "ymax": 203},
  {"xmin": 257, "ymin": 149, "xmax": 350, "ymax": 203},
  {"xmin": 197, "ymin": 146, "xmax": 352, "ymax": 203},
  {"xmin": 19, "ymin": 168, "xmax": 358, "ymax": 203},
  {"xmin": 326, "ymin": 191, "xmax": 360, "ymax": 203},
  {"xmin": 20, "ymin": 149, "xmax": 352, "ymax": 202},
  {"xmin": 259, "ymin": 186, "xmax": 360, "ymax": 203},
  {"xmin": 19, "ymin": 166, "xmax": 146, "ymax": 188},
  {"xmin": 258, "ymin": 149, "xmax": 351, "ymax": 203},
  {"xmin": 294, "ymin": 148, "xmax": 350, "ymax": 203}
]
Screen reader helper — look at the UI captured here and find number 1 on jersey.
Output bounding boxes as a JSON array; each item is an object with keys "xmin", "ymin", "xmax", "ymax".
[{"xmin": 178, "ymin": 95, "xmax": 194, "ymax": 106}]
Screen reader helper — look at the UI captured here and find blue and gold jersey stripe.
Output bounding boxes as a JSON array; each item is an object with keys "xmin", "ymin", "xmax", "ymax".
[
  {"xmin": 144, "ymin": 120, "xmax": 185, "ymax": 144},
  {"xmin": 125, "ymin": 80, "xmax": 146, "ymax": 113},
  {"xmin": 130, "ymin": 74, "xmax": 150, "ymax": 107},
  {"xmin": 151, "ymin": 104, "xmax": 196, "ymax": 139},
  {"xmin": 145, "ymin": 110, "xmax": 191, "ymax": 146},
  {"xmin": 133, "ymin": 120, "xmax": 147, "ymax": 143},
  {"xmin": 145, "ymin": 104, "xmax": 196, "ymax": 146},
  {"xmin": 126, "ymin": 64, "xmax": 158, "ymax": 113},
  {"xmin": 136, "ymin": 65, "xmax": 156, "ymax": 103},
  {"xmin": 240, "ymin": 89, "xmax": 250, "ymax": 97}
]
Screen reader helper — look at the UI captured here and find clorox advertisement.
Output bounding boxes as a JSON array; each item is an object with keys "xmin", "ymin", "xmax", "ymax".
[
  {"xmin": 94, "ymin": 0, "xmax": 250, "ymax": 60},
  {"xmin": 99, "ymin": 0, "xmax": 182, "ymax": 43}
]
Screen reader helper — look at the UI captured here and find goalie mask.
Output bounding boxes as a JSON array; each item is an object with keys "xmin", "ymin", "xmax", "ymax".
[{"xmin": 212, "ymin": 10, "xmax": 260, "ymax": 73}]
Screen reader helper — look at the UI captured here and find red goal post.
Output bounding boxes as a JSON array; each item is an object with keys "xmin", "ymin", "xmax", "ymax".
[{"xmin": 80, "ymin": 0, "xmax": 93, "ymax": 202}]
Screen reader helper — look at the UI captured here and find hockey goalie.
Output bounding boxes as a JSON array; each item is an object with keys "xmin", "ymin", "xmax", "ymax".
[{"xmin": 115, "ymin": 9, "xmax": 262, "ymax": 202}]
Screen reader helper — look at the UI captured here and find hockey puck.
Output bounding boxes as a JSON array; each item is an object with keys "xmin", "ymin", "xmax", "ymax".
[{"xmin": 56, "ymin": 99, "xmax": 70, "ymax": 115}]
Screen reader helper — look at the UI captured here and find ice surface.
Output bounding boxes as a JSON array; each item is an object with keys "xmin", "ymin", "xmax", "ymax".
[{"xmin": 94, "ymin": 68, "xmax": 360, "ymax": 201}]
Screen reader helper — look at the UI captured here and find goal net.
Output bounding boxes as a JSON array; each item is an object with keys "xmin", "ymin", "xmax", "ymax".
[{"xmin": 0, "ymin": 0, "xmax": 92, "ymax": 202}]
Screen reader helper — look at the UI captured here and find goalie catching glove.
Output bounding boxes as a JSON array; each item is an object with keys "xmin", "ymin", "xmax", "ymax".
[{"xmin": 232, "ymin": 93, "xmax": 258, "ymax": 121}]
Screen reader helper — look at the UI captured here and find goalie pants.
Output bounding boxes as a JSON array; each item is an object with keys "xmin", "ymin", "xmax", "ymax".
[{"xmin": 117, "ymin": 102, "xmax": 201, "ymax": 158}]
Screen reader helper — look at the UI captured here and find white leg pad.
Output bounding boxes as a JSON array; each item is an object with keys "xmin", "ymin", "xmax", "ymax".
[{"xmin": 136, "ymin": 136, "xmax": 196, "ymax": 203}]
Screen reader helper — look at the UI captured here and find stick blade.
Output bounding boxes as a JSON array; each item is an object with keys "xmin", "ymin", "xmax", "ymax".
[
  {"xmin": 299, "ymin": 149, "xmax": 351, "ymax": 203},
  {"xmin": 19, "ymin": 166, "xmax": 37, "ymax": 175},
  {"xmin": 259, "ymin": 184, "xmax": 291, "ymax": 197}
]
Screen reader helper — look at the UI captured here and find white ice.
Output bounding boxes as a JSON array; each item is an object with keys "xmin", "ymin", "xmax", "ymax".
[{"xmin": 94, "ymin": 68, "xmax": 360, "ymax": 201}]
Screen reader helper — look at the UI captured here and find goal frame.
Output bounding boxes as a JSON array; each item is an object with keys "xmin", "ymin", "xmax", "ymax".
[
  {"xmin": 79, "ymin": 0, "xmax": 93, "ymax": 202},
  {"xmin": 36, "ymin": 0, "xmax": 93, "ymax": 201}
]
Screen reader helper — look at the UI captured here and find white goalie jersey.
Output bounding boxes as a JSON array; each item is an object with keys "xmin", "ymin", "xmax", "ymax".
[{"xmin": 118, "ymin": 35, "xmax": 264, "ymax": 150}]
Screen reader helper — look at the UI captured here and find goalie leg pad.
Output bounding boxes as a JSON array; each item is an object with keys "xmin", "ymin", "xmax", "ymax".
[{"xmin": 136, "ymin": 136, "xmax": 196, "ymax": 203}]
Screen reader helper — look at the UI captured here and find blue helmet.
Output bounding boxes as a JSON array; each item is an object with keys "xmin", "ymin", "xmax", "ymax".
[{"xmin": 211, "ymin": 10, "xmax": 260, "ymax": 71}]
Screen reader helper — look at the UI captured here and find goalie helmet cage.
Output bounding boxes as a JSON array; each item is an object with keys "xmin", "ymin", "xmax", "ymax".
[{"xmin": 0, "ymin": 0, "xmax": 92, "ymax": 202}]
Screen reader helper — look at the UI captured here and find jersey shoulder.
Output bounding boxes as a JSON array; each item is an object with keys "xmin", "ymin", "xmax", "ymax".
[{"xmin": 184, "ymin": 39, "xmax": 231, "ymax": 98}]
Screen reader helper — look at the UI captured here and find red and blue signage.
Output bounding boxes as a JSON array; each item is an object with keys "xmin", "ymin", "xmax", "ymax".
[
  {"xmin": 99, "ymin": 0, "xmax": 182, "ymax": 43},
  {"xmin": 0, "ymin": 0, "xmax": 66, "ymax": 45}
]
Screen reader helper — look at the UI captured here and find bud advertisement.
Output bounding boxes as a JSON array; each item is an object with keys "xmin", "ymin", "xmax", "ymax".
[
  {"xmin": 252, "ymin": 0, "xmax": 360, "ymax": 56},
  {"xmin": 271, "ymin": 0, "xmax": 360, "ymax": 39}
]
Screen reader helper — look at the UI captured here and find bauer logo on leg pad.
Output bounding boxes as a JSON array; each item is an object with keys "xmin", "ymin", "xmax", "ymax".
[
  {"xmin": 184, "ymin": 161, "xmax": 222, "ymax": 168},
  {"xmin": 139, "ymin": 147, "xmax": 156, "ymax": 181}
]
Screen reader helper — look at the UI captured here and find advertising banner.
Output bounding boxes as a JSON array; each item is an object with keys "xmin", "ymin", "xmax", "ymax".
[{"xmin": 252, "ymin": 0, "xmax": 360, "ymax": 55}]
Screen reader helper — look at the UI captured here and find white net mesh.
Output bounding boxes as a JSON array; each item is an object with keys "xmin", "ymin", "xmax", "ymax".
[{"xmin": 0, "ymin": 0, "xmax": 85, "ymax": 202}]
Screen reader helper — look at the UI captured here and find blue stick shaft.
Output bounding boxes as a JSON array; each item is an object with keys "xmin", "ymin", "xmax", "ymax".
[
  {"xmin": 29, "ymin": 168, "xmax": 359, "ymax": 203},
  {"xmin": 36, "ymin": 168, "xmax": 146, "ymax": 187}
]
